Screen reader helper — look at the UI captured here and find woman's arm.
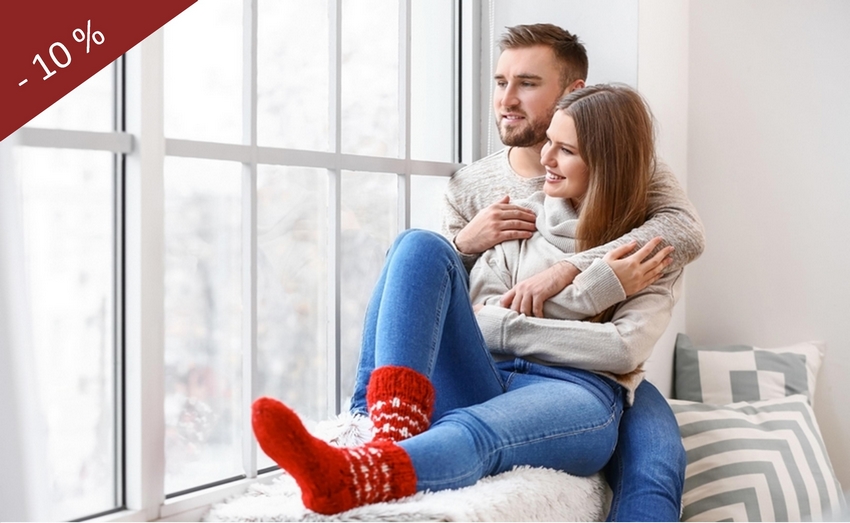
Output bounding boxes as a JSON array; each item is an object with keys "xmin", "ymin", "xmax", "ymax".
[
  {"xmin": 470, "ymin": 241, "xmax": 621, "ymax": 320},
  {"xmin": 506, "ymin": 238, "xmax": 672, "ymax": 319},
  {"xmin": 476, "ymin": 269, "xmax": 683, "ymax": 375}
]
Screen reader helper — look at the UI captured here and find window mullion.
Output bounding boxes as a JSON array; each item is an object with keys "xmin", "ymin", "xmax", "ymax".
[
  {"xmin": 123, "ymin": 30, "xmax": 166, "ymax": 521},
  {"xmin": 241, "ymin": 0, "xmax": 259, "ymax": 480},
  {"xmin": 398, "ymin": 0, "xmax": 412, "ymax": 231},
  {"xmin": 328, "ymin": 0, "xmax": 343, "ymax": 416},
  {"xmin": 460, "ymin": 0, "xmax": 482, "ymax": 164}
]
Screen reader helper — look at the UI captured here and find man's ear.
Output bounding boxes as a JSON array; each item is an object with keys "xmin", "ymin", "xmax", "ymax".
[{"xmin": 564, "ymin": 79, "xmax": 585, "ymax": 95}]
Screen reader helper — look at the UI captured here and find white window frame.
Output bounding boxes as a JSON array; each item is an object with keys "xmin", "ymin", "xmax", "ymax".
[{"xmin": 113, "ymin": 1, "xmax": 485, "ymax": 520}]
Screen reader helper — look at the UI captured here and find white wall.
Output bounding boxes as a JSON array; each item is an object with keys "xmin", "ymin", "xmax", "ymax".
[{"xmin": 686, "ymin": 0, "xmax": 850, "ymax": 487}]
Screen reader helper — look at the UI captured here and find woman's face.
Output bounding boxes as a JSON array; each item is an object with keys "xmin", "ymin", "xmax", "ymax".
[{"xmin": 540, "ymin": 110, "xmax": 589, "ymax": 204}]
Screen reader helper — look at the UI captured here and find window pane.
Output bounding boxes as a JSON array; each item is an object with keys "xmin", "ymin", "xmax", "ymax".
[
  {"xmin": 165, "ymin": 0, "xmax": 242, "ymax": 143},
  {"xmin": 411, "ymin": 1, "xmax": 456, "ymax": 162},
  {"xmin": 340, "ymin": 171, "xmax": 397, "ymax": 406},
  {"xmin": 258, "ymin": 0, "xmax": 329, "ymax": 151},
  {"xmin": 15, "ymin": 147, "xmax": 117, "ymax": 520},
  {"xmin": 342, "ymin": 0, "xmax": 399, "ymax": 157},
  {"xmin": 164, "ymin": 157, "xmax": 242, "ymax": 494},
  {"xmin": 411, "ymin": 174, "xmax": 449, "ymax": 233},
  {"xmin": 26, "ymin": 64, "xmax": 113, "ymax": 132},
  {"xmin": 256, "ymin": 164, "xmax": 328, "ymax": 425}
]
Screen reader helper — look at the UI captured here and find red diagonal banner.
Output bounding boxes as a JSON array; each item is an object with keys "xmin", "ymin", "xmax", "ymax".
[{"xmin": 1, "ymin": 0, "xmax": 197, "ymax": 141}]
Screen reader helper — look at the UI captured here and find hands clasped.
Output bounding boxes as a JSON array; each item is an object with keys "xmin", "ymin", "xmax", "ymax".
[{"xmin": 484, "ymin": 237, "xmax": 672, "ymax": 319}]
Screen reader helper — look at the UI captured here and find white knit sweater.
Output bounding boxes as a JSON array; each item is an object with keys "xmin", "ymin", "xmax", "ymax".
[{"xmin": 469, "ymin": 192, "xmax": 683, "ymax": 403}]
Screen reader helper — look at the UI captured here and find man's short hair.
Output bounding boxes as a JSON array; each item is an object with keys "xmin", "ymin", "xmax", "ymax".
[{"xmin": 498, "ymin": 23, "xmax": 589, "ymax": 88}]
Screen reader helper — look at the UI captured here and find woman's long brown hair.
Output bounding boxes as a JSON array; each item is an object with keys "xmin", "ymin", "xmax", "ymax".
[{"xmin": 556, "ymin": 84, "xmax": 655, "ymax": 253}]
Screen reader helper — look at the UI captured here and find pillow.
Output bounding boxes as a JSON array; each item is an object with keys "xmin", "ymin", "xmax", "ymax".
[
  {"xmin": 674, "ymin": 333, "xmax": 825, "ymax": 405},
  {"xmin": 669, "ymin": 395, "xmax": 846, "ymax": 522}
]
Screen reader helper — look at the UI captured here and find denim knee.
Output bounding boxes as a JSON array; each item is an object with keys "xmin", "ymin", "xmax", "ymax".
[{"xmin": 394, "ymin": 229, "xmax": 453, "ymax": 256}]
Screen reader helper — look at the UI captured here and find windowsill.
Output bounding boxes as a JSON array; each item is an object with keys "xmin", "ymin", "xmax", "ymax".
[
  {"xmin": 87, "ymin": 469, "xmax": 284, "ymax": 522},
  {"xmin": 159, "ymin": 469, "xmax": 284, "ymax": 521}
]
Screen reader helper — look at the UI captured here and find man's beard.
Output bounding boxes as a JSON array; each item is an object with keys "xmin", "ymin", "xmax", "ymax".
[{"xmin": 496, "ymin": 114, "xmax": 550, "ymax": 147}]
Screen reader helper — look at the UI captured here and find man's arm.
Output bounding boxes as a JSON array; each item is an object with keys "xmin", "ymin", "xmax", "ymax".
[
  {"xmin": 565, "ymin": 160, "xmax": 705, "ymax": 272},
  {"xmin": 500, "ymin": 161, "xmax": 702, "ymax": 312}
]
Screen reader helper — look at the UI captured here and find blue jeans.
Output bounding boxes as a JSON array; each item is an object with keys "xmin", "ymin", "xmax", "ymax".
[
  {"xmin": 351, "ymin": 229, "xmax": 685, "ymax": 520},
  {"xmin": 349, "ymin": 229, "xmax": 624, "ymax": 491}
]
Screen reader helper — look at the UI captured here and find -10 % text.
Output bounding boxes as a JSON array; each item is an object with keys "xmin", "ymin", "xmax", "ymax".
[{"xmin": 19, "ymin": 19, "xmax": 105, "ymax": 87}]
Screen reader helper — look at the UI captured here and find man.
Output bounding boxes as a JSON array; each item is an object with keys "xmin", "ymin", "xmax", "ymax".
[{"xmin": 442, "ymin": 24, "xmax": 704, "ymax": 521}]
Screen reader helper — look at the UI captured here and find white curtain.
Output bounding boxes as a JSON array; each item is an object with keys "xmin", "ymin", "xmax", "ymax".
[{"xmin": 0, "ymin": 132, "xmax": 47, "ymax": 521}]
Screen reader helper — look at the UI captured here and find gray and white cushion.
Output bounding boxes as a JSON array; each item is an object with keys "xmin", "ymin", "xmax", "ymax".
[
  {"xmin": 669, "ymin": 395, "xmax": 845, "ymax": 522},
  {"xmin": 674, "ymin": 334, "xmax": 825, "ymax": 405}
]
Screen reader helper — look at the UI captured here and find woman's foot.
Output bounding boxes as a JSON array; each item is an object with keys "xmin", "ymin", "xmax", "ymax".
[
  {"xmin": 252, "ymin": 396, "xmax": 417, "ymax": 515},
  {"xmin": 367, "ymin": 365, "xmax": 435, "ymax": 442}
]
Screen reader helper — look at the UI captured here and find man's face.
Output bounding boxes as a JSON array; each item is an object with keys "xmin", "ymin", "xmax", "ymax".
[{"xmin": 493, "ymin": 46, "xmax": 566, "ymax": 148}]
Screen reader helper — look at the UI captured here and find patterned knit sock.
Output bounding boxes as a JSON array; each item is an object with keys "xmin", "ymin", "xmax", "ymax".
[
  {"xmin": 366, "ymin": 365, "xmax": 435, "ymax": 442},
  {"xmin": 252, "ymin": 396, "xmax": 417, "ymax": 515}
]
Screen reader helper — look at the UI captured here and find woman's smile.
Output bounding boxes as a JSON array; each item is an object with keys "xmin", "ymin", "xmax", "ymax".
[{"xmin": 545, "ymin": 170, "xmax": 565, "ymax": 182}]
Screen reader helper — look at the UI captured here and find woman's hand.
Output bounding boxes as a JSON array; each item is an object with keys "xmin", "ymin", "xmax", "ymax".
[
  {"xmin": 603, "ymin": 237, "xmax": 674, "ymax": 296},
  {"xmin": 500, "ymin": 261, "xmax": 580, "ymax": 318}
]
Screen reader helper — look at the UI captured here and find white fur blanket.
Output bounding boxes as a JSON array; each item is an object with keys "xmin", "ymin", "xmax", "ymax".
[{"xmin": 204, "ymin": 413, "xmax": 607, "ymax": 522}]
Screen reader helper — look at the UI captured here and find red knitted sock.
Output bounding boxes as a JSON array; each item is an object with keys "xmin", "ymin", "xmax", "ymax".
[
  {"xmin": 366, "ymin": 365, "xmax": 435, "ymax": 442},
  {"xmin": 252, "ymin": 396, "xmax": 417, "ymax": 515}
]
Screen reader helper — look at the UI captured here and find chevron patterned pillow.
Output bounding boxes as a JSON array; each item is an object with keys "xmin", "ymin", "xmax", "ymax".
[
  {"xmin": 674, "ymin": 334, "xmax": 825, "ymax": 405},
  {"xmin": 669, "ymin": 395, "xmax": 846, "ymax": 522}
]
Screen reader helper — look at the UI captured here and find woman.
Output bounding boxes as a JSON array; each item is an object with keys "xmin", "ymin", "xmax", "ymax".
[{"xmin": 252, "ymin": 84, "xmax": 682, "ymax": 515}]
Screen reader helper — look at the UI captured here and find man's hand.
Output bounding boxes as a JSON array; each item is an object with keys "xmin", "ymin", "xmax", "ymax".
[
  {"xmin": 453, "ymin": 195, "xmax": 537, "ymax": 255},
  {"xmin": 603, "ymin": 237, "xmax": 674, "ymax": 296},
  {"xmin": 500, "ymin": 261, "xmax": 580, "ymax": 318}
]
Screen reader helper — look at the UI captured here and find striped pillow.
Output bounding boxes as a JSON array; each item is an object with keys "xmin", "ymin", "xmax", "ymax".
[
  {"xmin": 669, "ymin": 396, "xmax": 846, "ymax": 522},
  {"xmin": 674, "ymin": 334, "xmax": 825, "ymax": 405}
]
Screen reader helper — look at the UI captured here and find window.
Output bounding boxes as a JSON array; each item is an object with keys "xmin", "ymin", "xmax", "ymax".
[{"xmin": 159, "ymin": 0, "xmax": 465, "ymax": 508}]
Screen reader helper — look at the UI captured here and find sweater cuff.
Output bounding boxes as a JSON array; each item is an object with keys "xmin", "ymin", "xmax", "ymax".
[
  {"xmin": 572, "ymin": 259, "xmax": 627, "ymax": 311},
  {"xmin": 475, "ymin": 306, "xmax": 506, "ymax": 352},
  {"xmin": 451, "ymin": 235, "xmax": 481, "ymax": 272},
  {"xmin": 563, "ymin": 252, "xmax": 593, "ymax": 272}
]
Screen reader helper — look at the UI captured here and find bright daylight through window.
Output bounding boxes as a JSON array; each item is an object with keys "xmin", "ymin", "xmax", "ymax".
[{"xmin": 14, "ymin": 64, "xmax": 121, "ymax": 521}]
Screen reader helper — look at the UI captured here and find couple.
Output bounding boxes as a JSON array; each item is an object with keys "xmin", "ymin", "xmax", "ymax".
[{"xmin": 253, "ymin": 24, "xmax": 704, "ymax": 521}]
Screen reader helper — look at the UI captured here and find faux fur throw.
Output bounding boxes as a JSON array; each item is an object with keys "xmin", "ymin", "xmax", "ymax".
[{"xmin": 204, "ymin": 413, "xmax": 607, "ymax": 522}]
